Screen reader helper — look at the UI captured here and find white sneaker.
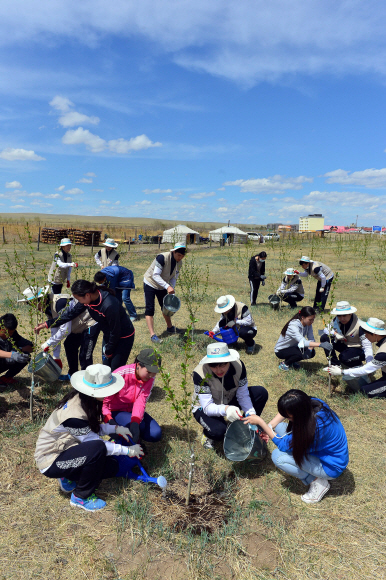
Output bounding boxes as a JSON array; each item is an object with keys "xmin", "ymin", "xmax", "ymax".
[
  {"xmin": 301, "ymin": 478, "xmax": 330, "ymax": 504},
  {"xmin": 201, "ymin": 434, "xmax": 214, "ymax": 449}
]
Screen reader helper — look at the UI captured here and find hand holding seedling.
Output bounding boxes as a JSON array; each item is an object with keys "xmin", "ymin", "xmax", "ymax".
[
  {"xmin": 126, "ymin": 444, "xmax": 144, "ymax": 458},
  {"xmin": 10, "ymin": 351, "xmax": 30, "ymax": 364},
  {"xmin": 34, "ymin": 322, "xmax": 47, "ymax": 334},
  {"xmin": 115, "ymin": 425, "xmax": 133, "ymax": 441},
  {"xmin": 226, "ymin": 405, "xmax": 243, "ymax": 422},
  {"xmin": 323, "ymin": 366, "xmax": 342, "ymax": 376}
]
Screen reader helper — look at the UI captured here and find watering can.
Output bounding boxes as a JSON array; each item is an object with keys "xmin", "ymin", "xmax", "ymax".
[
  {"xmin": 268, "ymin": 294, "xmax": 280, "ymax": 310},
  {"xmin": 204, "ymin": 328, "xmax": 239, "ymax": 345},
  {"xmin": 162, "ymin": 294, "xmax": 181, "ymax": 317},
  {"xmin": 27, "ymin": 352, "xmax": 61, "ymax": 382},
  {"xmin": 223, "ymin": 419, "xmax": 267, "ymax": 462}
]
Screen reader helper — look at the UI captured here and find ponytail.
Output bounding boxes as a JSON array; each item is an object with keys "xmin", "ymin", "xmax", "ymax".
[
  {"xmin": 280, "ymin": 306, "xmax": 316, "ymax": 337},
  {"xmin": 71, "ymin": 279, "xmax": 115, "ymax": 297}
]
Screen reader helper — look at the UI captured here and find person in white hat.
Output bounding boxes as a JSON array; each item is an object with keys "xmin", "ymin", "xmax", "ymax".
[
  {"xmin": 276, "ymin": 268, "xmax": 305, "ymax": 309},
  {"xmin": 34, "ymin": 364, "xmax": 144, "ymax": 512},
  {"xmin": 48, "ymin": 238, "xmax": 78, "ymax": 294},
  {"xmin": 143, "ymin": 243, "xmax": 186, "ymax": 343},
  {"xmin": 296, "ymin": 256, "xmax": 334, "ymax": 311},
  {"xmin": 95, "ymin": 238, "xmax": 120, "ymax": 269},
  {"xmin": 209, "ymin": 295, "xmax": 257, "ymax": 354},
  {"xmin": 0, "ymin": 313, "xmax": 32, "ymax": 386},
  {"xmin": 324, "ymin": 318, "xmax": 386, "ymax": 398},
  {"xmin": 192, "ymin": 342, "xmax": 268, "ymax": 449},
  {"xmin": 319, "ymin": 301, "xmax": 373, "ymax": 368}
]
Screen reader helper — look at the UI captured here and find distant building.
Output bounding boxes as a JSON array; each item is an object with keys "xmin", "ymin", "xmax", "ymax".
[{"xmin": 299, "ymin": 214, "xmax": 324, "ymax": 232}]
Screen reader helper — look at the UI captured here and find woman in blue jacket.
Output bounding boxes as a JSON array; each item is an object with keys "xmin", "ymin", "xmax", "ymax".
[
  {"xmin": 243, "ymin": 389, "xmax": 349, "ymax": 504},
  {"xmin": 94, "ymin": 265, "xmax": 137, "ymax": 321}
]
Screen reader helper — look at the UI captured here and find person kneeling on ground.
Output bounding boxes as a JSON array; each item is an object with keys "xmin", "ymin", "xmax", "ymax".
[
  {"xmin": 34, "ymin": 364, "xmax": 144, "ymax": 512},
  {"xmin": 275, "ymin": 306, "xmax": 333, "ymax": 371},
  {"xmin": 276, "ymin": 268, "xmax": 304, "ymax": 309},
  {"xmin": 324, "ymin": 317, "xmax": 386, "ymax": 398},
  {"xmin": 102, "ymin": 349, "xmax": 162, "ymax": 445},
  {"xmin": 209, "ymin": 294, "xmax": 257, "ymax": 355},
  {"xmin": 192, "ymin": 342, "xmax": 268, "ymax": 449},
  {"xmin": 0, "ymin": 313, "xmax": 32, "ymax": 386},
  {"xmin": 94, "ymin": 265, "xmax": 137, "ymax": 322},
  {"xmin": 243, "ymin": 389, "xmax": 348, "ymax": 504},
  {"xmin": 319, "ymin": 301, "xmax": 373, "ymax": 368}
]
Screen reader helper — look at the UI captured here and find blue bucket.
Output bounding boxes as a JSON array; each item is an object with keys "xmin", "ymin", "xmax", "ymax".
[{"xmin": 204, "ymin": 328, "xmax": 239, "ymax": 344}]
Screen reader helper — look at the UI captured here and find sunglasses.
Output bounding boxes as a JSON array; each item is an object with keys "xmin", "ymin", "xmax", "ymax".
[{"xmin": 208, "ymin": 362, "xmax": 228, "ymax": 369}]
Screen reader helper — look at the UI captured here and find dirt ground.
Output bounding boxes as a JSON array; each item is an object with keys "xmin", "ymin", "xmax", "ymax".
[{"xmin": 1, "ymin": 232, "xmax": 386, "ymax": 579}]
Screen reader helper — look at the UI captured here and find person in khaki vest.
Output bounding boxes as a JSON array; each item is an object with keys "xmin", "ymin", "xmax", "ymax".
[
  {"xmin": 276, "ymin": 268, "xmax": 305, "ymax": 309},
  {"xmin": 192, "ymin": 342, "xmax": 268, "ymax": 449},
  {"xmin": 209, "ymin": 294, "xmax": 257, "ymax": 354},
  {"xmin": 48, "ymin": 238, "xmax": 78, "ymax": 294},
  {"xmin": 95, "ymin": 238, "xmax": 120, "ymax": 268},
  {"xmin": 296, "ymin": 255, "xmax": 334, "ymax": 311},
  {"xmin": 319, "ymin": 301, "xmax": 373, "ymax": 368},
  {"xmin": 143, "ymin": 243, "xmax": 186, "ymax": 343}
]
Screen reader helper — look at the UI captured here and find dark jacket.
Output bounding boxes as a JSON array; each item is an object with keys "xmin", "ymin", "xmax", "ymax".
[
  {"xmin": 248, "ymin": 256, "xmax": 265, "ymax": 280},
  {"xmin": 46, "ymin": 290, "xmax": 134, "ymax": 356},
  {"xmin": 101, "ymin": 265, "xmax": 135, "ymax": 290}
]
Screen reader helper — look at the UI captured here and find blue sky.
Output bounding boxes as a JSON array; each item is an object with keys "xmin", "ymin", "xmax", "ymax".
[{"xmin": 1, "ymin": 0, "xmax": 386, "ymax": 226}]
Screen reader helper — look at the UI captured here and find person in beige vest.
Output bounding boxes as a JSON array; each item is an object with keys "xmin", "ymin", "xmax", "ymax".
[
  {"xmin": 143, "ymin": 243, "xmax": 186, "ymax": 343},
  {"xmin": 209, "ymin": 294, "xmax": 257, "ymax": 354},
  {"xmin": 296, "ymin": 255, "xmax": 334, "ymax": 311},
  {"xmin": 319, "ymin": 301, "xmax": 373, "ymax": 368},
  {"xmin": 192, "ymin": 342, "xmax": 268, "ymax": 449},
  {"xmin": 95, "ymin": 238, "xmax": 120, "ymax": 268},
  {"xmin": 34, "ymin": 364, "xmax": 144, "ymax": 512},
  {"xmin": 48, "ymin": 238, "xmax": 78, "ymax": 294},
  {"xmin": 276, "ymin": 268, "xmax": 305, "ymax": 309}
]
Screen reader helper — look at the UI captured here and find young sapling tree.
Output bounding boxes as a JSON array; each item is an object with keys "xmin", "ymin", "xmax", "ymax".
[{"xmin": 176, "ymin": 252, "xmax": 209, "ymax": 340}]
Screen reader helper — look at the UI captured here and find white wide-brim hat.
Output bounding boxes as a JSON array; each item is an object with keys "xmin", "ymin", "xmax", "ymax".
[
  {"xmin": 103, "ymin": 238, "xmax": 118, "ymax": 248},
  {"xmin": 200, "ymin": 342, "xmax": 240, "ymax": 365},
  {"xmin": 71, "ymin": 364, "xmax": 125, "ymax": 398},
  {"xmin": 360, "ymin": 318, "xmax": 386, "ymax": 336},
  {"xmin": 331, "ymin": 301, "xmax": 357, "ymax": 315},
  {"xmin": 171, "ymin": 243, "xmax": 186, "ymax": 252},
  {"xmin": 299, "ymin": 255, "xmax": 312, "ymax": 263},
  {"xmin": 284, "ymin": 268, "xmax": 297, "ymax": 276},
  {"xmin": 214, "ymin": 294, "xmax": 235, "ymax": 313},
  {"xmin": 60, "ymin": 238, "xmax": 72, "ymax": 246},
  {"xmin": 17, "ymin": 285, "xmax": 50, "ymax": 302}
]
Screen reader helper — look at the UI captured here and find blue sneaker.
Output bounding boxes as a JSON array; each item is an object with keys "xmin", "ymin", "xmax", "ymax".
[
  {"xmin": 59, "ymin": 374, "xmax": 71, "ymax": 382},
  {"xmin": 70, "ymin": 493, "xmax": 106, "ymax": 512},
  {"xmin": 130, "ymin": 316, "xmax": 138, "ymax": 322},
  {"xmin": 58, "ymin": 477, "xmax": 76, "ymax": 493},
  {"xmin": 151, "ymin": 335, "xmax": 163, "ymax": 344},
  {"xmin": 278, "ymin": 362, "xmax": 290, "ymax": 371}
]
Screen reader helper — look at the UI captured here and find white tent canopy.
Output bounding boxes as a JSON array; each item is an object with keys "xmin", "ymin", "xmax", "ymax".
[
  {"xmin": 209, "ymin": 226, "xmax": 248, "ymax": 243},
  {"xmin": 162, "ymin": 224, "xmax": 200, "ymax": 244}
]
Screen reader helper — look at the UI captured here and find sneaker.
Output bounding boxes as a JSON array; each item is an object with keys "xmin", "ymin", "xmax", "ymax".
[
  {"xmin": 151, "ymin": 334, "xmax": 163, "ymax": 344},
  {"xmin": 58, "ymin": 477, "xmax": 76, "ymax": 493},
  {"xmin": 278, "ymin": 362, "xmax": 290, "ymax": 371},
  {"xmin": 166, "ymin": 326, "xmax": 183, "ymax": 334},
  {"xmin": 58, "ymin": 374, "xmax": 71, "ymax": 381},
  {"xmin": 130, "ymin": 316, "xmax": 138, "ymax": 322},
  {"xmin": 0, "ymin": 376, "xmax": 17, "ymax": 385},
  {"xmin": 291, "ymin": 362, "xmax": 301, "ymax": 370},
  {"xmin": 301, "ymin": 478, "xmax": 330, "ymax": 504},
  {"xmin": 246, "ymin": 344, "xmax": 255, "ymax": 355},
  {"xmin": 201, "ymin": 434, "xmax": 214, "ymax": 449},
  {"xmin": 70, "ymin": 493, "xmax": 106, "ymax": 512}
]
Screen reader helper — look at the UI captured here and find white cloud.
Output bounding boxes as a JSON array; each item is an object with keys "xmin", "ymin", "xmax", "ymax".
[
  {"xmin": 0, "ymin": 148, "xmax": 45, "ymax": 161},
  {"xmin": 217, "ymin": 187, "xmax": 225, "ymax": 191},
  {"xmin": 224, "ymin": 175, "xmax": 313, "ymax": 194},
  {"xmin": 189, "ymin": 191, "xmax": 216, "ymax": 199},
  {"xmin": 143, "ymin": 188, "xmax": 173, "ymax": 194},
  {"xmin": 114, "ymin": 201, "xmax": 121, "ymax": 205},
  {"xmin": 65, "ymin": 187, "xmax": 83, "ymax": 195},
  {"xmin": 30, "ymin": 201, "xmax": 53, "ymax": 207},
  {"xmin": 27, "ymin": 192, "xmax": 43, "ymax": 197},
  {"xmin": 62, "ymin": 127, "xmax": 106, "ymax": 152},
  {"xmin": 59, "ymin": 111, "xmax": 100, "ymax": 128},
  {"xmin": 216, "ymin": 207, "xmax": 229, "ymax": 213},
  {"xmin": 108, "ymin": 135, "xmax": 162, "ymax": 153},
  {"xmin": 92, "ymin": 188, "xmax": 104, "ymax": 192},
  {"xmin": 10, "ymin": 205, "xmax": 27, "ymax": 209},
  {"xmin": 100, "ymin": 200, "xmax": 110, "ymax": 204},
  {"xmin": 77, "ymin": 177, "xmax": 93, "ymax": 183},
  {"xmin": 55, "ymin": 185, "xmax": 65, "ymax": 191},
  {"xmin": 323, "ymin": 168, "xmax": 386, "ymax": 188},
  {"xmin": 85, "ymin": 172, "xmax": 96, "ymax": 177},
  {"xmin": 64, "ymin": 197, "xmax": 73, "ymax": 201},
  {"xmin": 5, "ymin": 180, "xmax": 21, "ymax": 188},
  {"xmin": 303, "ymin": 190, "xmax": 386, "ymax": 208},
  {"xmin": 49, "ymin": 96, "xmax": 73, "ymax": 113},
  {"xmin": 218, "ymin": 197, "xmax": 226, "ymax": 202},
  {"xmin": 138, "ymin": 200, "xmax": 151, "ymax": 205},
  {"xmin": 162, "ymin": 195, "xmax": 179, "ymax": 201},
  {"xmin": 46, "ymin": 193, "xmax": 61, "ymax": 199}
]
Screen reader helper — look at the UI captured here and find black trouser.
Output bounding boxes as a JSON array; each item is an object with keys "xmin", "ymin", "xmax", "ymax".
[
  {"xmin": 313, "ymin": 278, "xmax": 333, "ymax": 311},
  {"xmin": 282, "ymin": 292, "xmax": 304, "ymax": 309},
  {"xmin": 64, "ymin": 325, "xmax": 100, "ymax": 375},
  {"xmin": 193, "ymin": 385, "xmax": 268, "ymax": 441},
  {"xmin": 360, "ymin": 376, "xmax": 386, "ymax": 398},
  {"xmin": 319, "ymin": 334, "xmax": 365, "ymax": 368},
  {"xmin": 103, "ymin": 333, "xmax": 135, "ymax": 371},
  {"xmin": 0, "ymin": 357, "xmax": 29, "ymax": 379},
  {"xmin": 44, "ymin": 439, "xmax": 119, "ymax": 499},
  {"xmin": 275, "ymin": 346, "xmax": 316, "ymax": 366},
  {"xmin": 144, "ymin": 284, "xmax": 167, "ymax": 317},
  {"xmin": 249, "ymin": 279, "xmax": 261, "ymax": 305},
  {"xmin": 51, "ymin": 284, "xmax": 63, "ymax": 294},
  {"xmin": 237, "ymin": 325, "xmax": 257, "ymax": 347}
]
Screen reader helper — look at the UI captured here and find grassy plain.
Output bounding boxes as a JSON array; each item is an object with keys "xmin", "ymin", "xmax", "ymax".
[{"xmin": 1, "ymin": 232, "xmax": 386, "ymax": 580}]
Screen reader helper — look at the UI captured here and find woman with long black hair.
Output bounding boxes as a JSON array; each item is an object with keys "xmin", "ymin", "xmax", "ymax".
[
  {"xmin": 248, "ymin": 251, "xmax": 267, "ymax": 305},
  {"xmin": 274, "ymin": 306, "xmax": 333, "ymax": 370},
  {"xmin": 243, "ymin": 389, "xmax": 349, "ymax": 504},
  {"xmin": 35, "ymin": 280, "xmax": 135, "ymax": 372}
]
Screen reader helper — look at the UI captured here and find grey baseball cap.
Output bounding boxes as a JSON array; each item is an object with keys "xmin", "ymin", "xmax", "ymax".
[{"xmin": 137, "ymin": 349, "xmax": 161, "ymax": 373}]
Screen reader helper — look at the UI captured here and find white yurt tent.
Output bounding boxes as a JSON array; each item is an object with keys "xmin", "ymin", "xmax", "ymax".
[
  {"xmin": 162, "ymin": 224, "xmax": 200, "ymax": 245},
  {"xmin": 209, "ymin": 225, "xmax": 248, "ymax": 243}
]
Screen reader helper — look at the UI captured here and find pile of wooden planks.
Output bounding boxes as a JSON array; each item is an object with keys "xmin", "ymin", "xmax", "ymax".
[
  {"xmin": 41, "ymin": 228, "xmax": 102, "ymax": 245},
  {"xmin": 41, "ymin": 228, "xmax": 68, "ymax": 244}
]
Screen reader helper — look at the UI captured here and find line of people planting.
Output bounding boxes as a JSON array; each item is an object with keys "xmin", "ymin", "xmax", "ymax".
[{"xmin": 0, "ymin": 238, "xmax": 384, "ymax": 512}]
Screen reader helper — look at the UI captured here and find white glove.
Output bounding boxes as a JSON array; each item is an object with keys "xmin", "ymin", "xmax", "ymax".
[
  {"xmin": 319, "ymin": 287, "xmax": 325, "ymax": 293},
  {"xmin": 334, "ymin": 332, "xmax": 345, "ymax": 341},
  {"xmin": 115, "ymin": 425, "xmax": 133, "ymax": 442},
  {"xmin": 227, "ymin": 320, "xmax": 236, "ymax": 328},
  {"xmin": 127, "ymin": 444, "xmax": 144, "ymax": 458},
  {"xmin": 226, "ymin": 406, "xmax": 243, "ymax": 422},
  {"xmin": 245, "ymin": 408, "xmax": 256, "ymax": 416},
  {"xmin": 323, "ymin": 365, "xmax": 342, "ymax": 376},
  {"xmin": 41, "ymin": 342, "xmax": 50, "ymax": 352}
]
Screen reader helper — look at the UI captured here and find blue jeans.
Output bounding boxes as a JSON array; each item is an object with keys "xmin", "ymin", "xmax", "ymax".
[
  {"xmin": 271, "ymin": 423, "xmax": 331, "ymax": 485},
  {"xmin": 115, "ymin": 288, "xmax": 137, "ymax": 318},
  {"xmin": 112, "ymin": 411, "xmax": 162, "ymax": 443}
]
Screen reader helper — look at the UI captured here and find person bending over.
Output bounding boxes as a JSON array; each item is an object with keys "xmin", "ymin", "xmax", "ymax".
[
  {"xmin": 95, "ymin": 265, "xmax": 137, "ymax": 321},
  {"xmin": 296, "ymin": 256, "xmax": 334, "ymax": 312}
]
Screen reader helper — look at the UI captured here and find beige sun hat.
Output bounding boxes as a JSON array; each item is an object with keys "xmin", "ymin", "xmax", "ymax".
[
  {"xmin": 214, "ymin": 295, "xmax": 235, "ymax": 313},
  {"xmin": 360, "ymin": 318, "xmax": 386, "ymax": 336},
  {"xmin": 299, "ymin": 255, "xmax": 312, "ymax": 263},
  {"xmin": 283, "ymin": 268, "xmax": 297, "ymax": 276},
  {"xmin": 60, "ymin": 238, "xmax": 72, "ymax": 246},
  {"xmin": 70, "ymin": 364, "xmax": 125, "ymax": 398},
  {"xmin": 17, "ymin": 285, "xmax": 50, "ymax": 302},
  {"xmin": 103, "ymin": 238, "xmax": 118, "ymax": 248},
  {"xmin": 331, "ymin": 301, "xmax": 357, "ymax": 316},
  {"xmin": 200, "ymin": 342, "xmax": 240, "ymax": 365}
]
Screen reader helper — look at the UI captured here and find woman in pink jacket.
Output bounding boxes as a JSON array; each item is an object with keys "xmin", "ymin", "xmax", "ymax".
[{"xmin": 102, "ymin": 349, "xmax": 162, "ymax": 444}]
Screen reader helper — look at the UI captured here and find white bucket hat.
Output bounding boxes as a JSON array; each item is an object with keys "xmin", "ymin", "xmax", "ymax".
[
  {"xmin": 18, "ymin": 285, "xmax": 50, "ymax": 302},
  {"xmin": 200, "ymin": 342, "xmax": 240, "ymax": 365},
  {"xmin": 171, "ymin": 243, "xmax": 186, "ymax": 252},
  {"xmin": 70, "ymin": 364, "xmax": 125, "ymax": 398},
  {"xmin": 284, "ymin": 268, "xmax": 297, "ymax": 276},
  {"xmin": 214, "ymin": 295, "xmax": 235, "ymax": 313},
  {"xmin": 299, "ymin": 255, "xmax": 312, "ymax": 263},
  {"xmin": 360, "ymin": 318, "xmax": 386, "ymax": 336},
  {"xmin": 331, "ymin": 301, "xmax": 357, "ymax": 315},
  {"xmin": 60, "ymin": 238, "xmax": 72, "ymax": 246},
  {"xmin": 103, "ymin": 238, "xmax": 118, "ymax": 248}
]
